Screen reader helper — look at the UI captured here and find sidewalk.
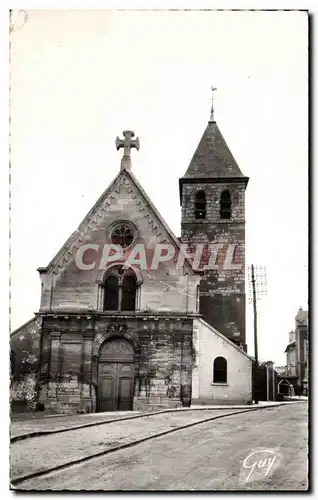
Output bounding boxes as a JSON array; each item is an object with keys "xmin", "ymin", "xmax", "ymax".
[{"xmin": 11, "ymin": 399, "xmax": 305, "ymax": 442}]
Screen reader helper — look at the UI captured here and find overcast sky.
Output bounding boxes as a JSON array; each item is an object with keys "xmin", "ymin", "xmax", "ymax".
[{"xmin": 10, "ymin": 10, "xmax": 308, "ymax": 365}]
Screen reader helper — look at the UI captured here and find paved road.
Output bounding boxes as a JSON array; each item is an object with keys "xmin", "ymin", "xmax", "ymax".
[{"xmin": 14, "ymin": 403, "xmax": 308, "ymax": 491}]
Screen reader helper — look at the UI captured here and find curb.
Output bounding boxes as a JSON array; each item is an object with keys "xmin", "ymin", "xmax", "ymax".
[
  {"xmin": 10, "ymin": 400, "xmax": 300, "ymax": 443},
  {"xmin": 11, "ymin": 404, "xmax": 285, "ymax": 486}
]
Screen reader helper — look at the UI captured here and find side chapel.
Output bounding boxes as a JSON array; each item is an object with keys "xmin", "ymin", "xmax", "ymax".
[{"xmin": 11, "ymin": 103, "xmax": 253, "ymax": 413}]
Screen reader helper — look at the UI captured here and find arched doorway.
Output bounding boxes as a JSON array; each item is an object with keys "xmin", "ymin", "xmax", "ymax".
[{"xmin": 97, "ymin": 337, "xmax": 135, "ymax": 412}]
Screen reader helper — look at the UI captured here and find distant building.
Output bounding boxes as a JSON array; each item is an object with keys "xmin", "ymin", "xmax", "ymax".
[
  {"xmin": 285, "ymin": 330, "xmax": 296, "ymax": 377},
  {"xmin": 275, "ymin": 365, "xmax": 287, "ymax": 376},
  {"xmin": 284, "ymin": 307, "xmax": 308, "ymax": 395}
]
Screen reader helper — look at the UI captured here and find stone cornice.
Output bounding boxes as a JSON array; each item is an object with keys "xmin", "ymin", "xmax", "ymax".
[{"xmin": 38, "ymin": 311, "xmax": 201, "ymax": 320}]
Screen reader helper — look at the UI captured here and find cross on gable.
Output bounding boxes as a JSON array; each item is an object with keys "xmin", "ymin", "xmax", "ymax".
[{"xmin": 116, "ymin": 130, "xmax": 140, "ymax": 171}]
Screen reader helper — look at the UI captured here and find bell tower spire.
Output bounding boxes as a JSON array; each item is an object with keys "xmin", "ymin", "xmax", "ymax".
[{"xmin": 179, "ymin": 91, "xmax": 250, "ymax": 350}]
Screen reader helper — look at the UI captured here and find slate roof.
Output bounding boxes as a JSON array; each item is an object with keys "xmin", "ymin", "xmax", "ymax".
[{"xmin": 181, "ymin": 120, "xmax": 247, "ymax": 180}]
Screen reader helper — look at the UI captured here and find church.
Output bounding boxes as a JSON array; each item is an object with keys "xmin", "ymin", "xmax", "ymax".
[{"xmin": 10, "ymin": 103, "xmax": 253, "ymax": 414}]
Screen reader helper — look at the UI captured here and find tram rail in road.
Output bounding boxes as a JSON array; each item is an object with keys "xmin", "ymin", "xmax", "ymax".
[{"xmin": 11, "ymin": 403, "xmax": 301, "ymax": 487}]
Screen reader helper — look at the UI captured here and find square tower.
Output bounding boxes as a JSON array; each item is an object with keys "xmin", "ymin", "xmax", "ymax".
[{"xmin": 179, "ymin": 117, "xmax": 249, "ymax": 350}]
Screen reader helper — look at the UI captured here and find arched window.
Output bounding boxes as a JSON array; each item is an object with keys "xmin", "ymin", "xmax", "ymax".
[
  {"xmin": 103, "ymin": 266, "xmax": 137, "ymax": 312},
  {"xmin": 195, "ymin": 190, "xmax": 206, "ymax": 220},
  {"xmin": 213, "ymin": 356, "xmax": 227, "ymax": 383},
  {"xmin": 220, "ymin": 190, "xmax": 232, "ymax": 219},
  {"xmin": 104, "ymin": 275, "xmax": 119, "ymax": 311},
  {"xmin": 121, "ymin": 275, "xmax": 137, "ymax": 311}
]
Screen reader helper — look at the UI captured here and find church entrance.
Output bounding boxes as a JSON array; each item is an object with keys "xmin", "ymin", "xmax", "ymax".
[{"xmin": 97, "ymin": 338, "xmax": 135, "ymax": 412}]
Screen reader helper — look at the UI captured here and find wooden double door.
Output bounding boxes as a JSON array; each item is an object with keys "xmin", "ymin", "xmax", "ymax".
[{"xmin": 97, "ymin": 338, "xmax": 135, "ymax": 412}]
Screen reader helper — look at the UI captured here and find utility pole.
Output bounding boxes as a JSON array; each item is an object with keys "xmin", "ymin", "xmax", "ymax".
[
  {"xmin": 248, "ymin": 265, "xmax": 267, "ymax": 404},
  {"xmin": 251, "ymin": 265, "xmax": 259, "ymax": 404}
]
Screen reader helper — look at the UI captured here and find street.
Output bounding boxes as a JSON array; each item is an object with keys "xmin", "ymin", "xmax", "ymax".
[{"xmin": 12, "ymin": 402, "xmax": 308, "ymax": 491}]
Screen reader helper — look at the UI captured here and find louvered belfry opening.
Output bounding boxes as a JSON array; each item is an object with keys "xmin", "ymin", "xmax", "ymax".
[
  {"xmin": 195, "ymin": 190, "xmax": 206, "ymax": 220},
  {"xmin": 220, "ymin": 189, "xmax": 232, "ymax": 219}
]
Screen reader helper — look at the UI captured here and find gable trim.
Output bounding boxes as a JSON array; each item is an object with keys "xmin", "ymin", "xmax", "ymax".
[
  {"xmin": 38, "ymin": 168, "xmax": 199, "ymax": 277},
  {"xmin": 197, "ymin": 318, "xmax": 254, "ymax": 362}
]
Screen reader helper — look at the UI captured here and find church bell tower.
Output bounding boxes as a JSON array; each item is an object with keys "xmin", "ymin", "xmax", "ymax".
[{"xmin": 179, "ymin": 93, "xmax": 249, "ymax": 350}]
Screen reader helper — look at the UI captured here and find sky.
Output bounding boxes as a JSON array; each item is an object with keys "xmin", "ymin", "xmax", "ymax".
[{"xmin": 10, "ymin": 9, "xmax": 308, "ymax": 365}]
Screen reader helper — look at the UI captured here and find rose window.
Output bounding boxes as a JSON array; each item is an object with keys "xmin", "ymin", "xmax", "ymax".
[{"xmin": 110, "ymin": 222, "xmax": 136, "ymax": 249}]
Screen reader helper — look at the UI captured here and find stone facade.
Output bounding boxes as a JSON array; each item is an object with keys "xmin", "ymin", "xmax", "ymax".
[
  {"xmin": 35, "ymin": 314, "xmax": 194, "ymax": 414},
  {"xmin": 11, "ymin": 169, "xmax": 201, "ymax": 414}
]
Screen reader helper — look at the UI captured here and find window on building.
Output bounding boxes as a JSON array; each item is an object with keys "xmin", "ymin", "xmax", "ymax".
[
  {"xmin": 213, "ymin": 356, "xmax": 227, "ymax": 383},
  {"xmin": 220, "ymin": 190, "xmax": 232, "ymax": 219},
  {"xmin": 121, "ymin": 275, "xmax": 137, "ymax": 311},
  {"xmin": 103, "ymin": 266, "xmax": 137, "ymax": 312},
  {"xmin": 104, "ymin": 274, "xmax": 119, "ymax": 311},
  {"xmin": 195, "ymin": 190, "xmax": 206, "ymax": 220}
]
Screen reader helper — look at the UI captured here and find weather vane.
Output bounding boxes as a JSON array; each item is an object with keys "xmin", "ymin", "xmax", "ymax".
[{"xmin": 210, "ymin": 86, "xmax": 217, "ymax": 121}]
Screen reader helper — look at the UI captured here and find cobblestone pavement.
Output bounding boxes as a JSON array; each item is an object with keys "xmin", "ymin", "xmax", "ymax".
[
  {"xmin": 13, "ymin": 402, "xmax": 308, "ymax": 491},
  {"xmin": 11, "ymin": 409, "xmax": 248, "ymax": 482}
]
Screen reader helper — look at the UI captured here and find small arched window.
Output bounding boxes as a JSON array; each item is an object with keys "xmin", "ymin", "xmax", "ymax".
[
  {"xmin": 220, "ymin": 190, "xmax": 232, "ymax": 219},
  {"xmin": 103, "ymin": 266, "xmax": 137, "ymax": 312},
  {"xmin": 213, "ymin": 356, "xmax": 227, "ymax": 383},
  {"xmin": 195, "ymin": 190, "xmax": 206, "ymax": 220}
]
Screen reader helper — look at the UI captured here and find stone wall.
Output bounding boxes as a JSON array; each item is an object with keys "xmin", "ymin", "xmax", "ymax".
[{"xmin": 181, "ymin": 182, "xmax": 246, "ymax": 348}]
